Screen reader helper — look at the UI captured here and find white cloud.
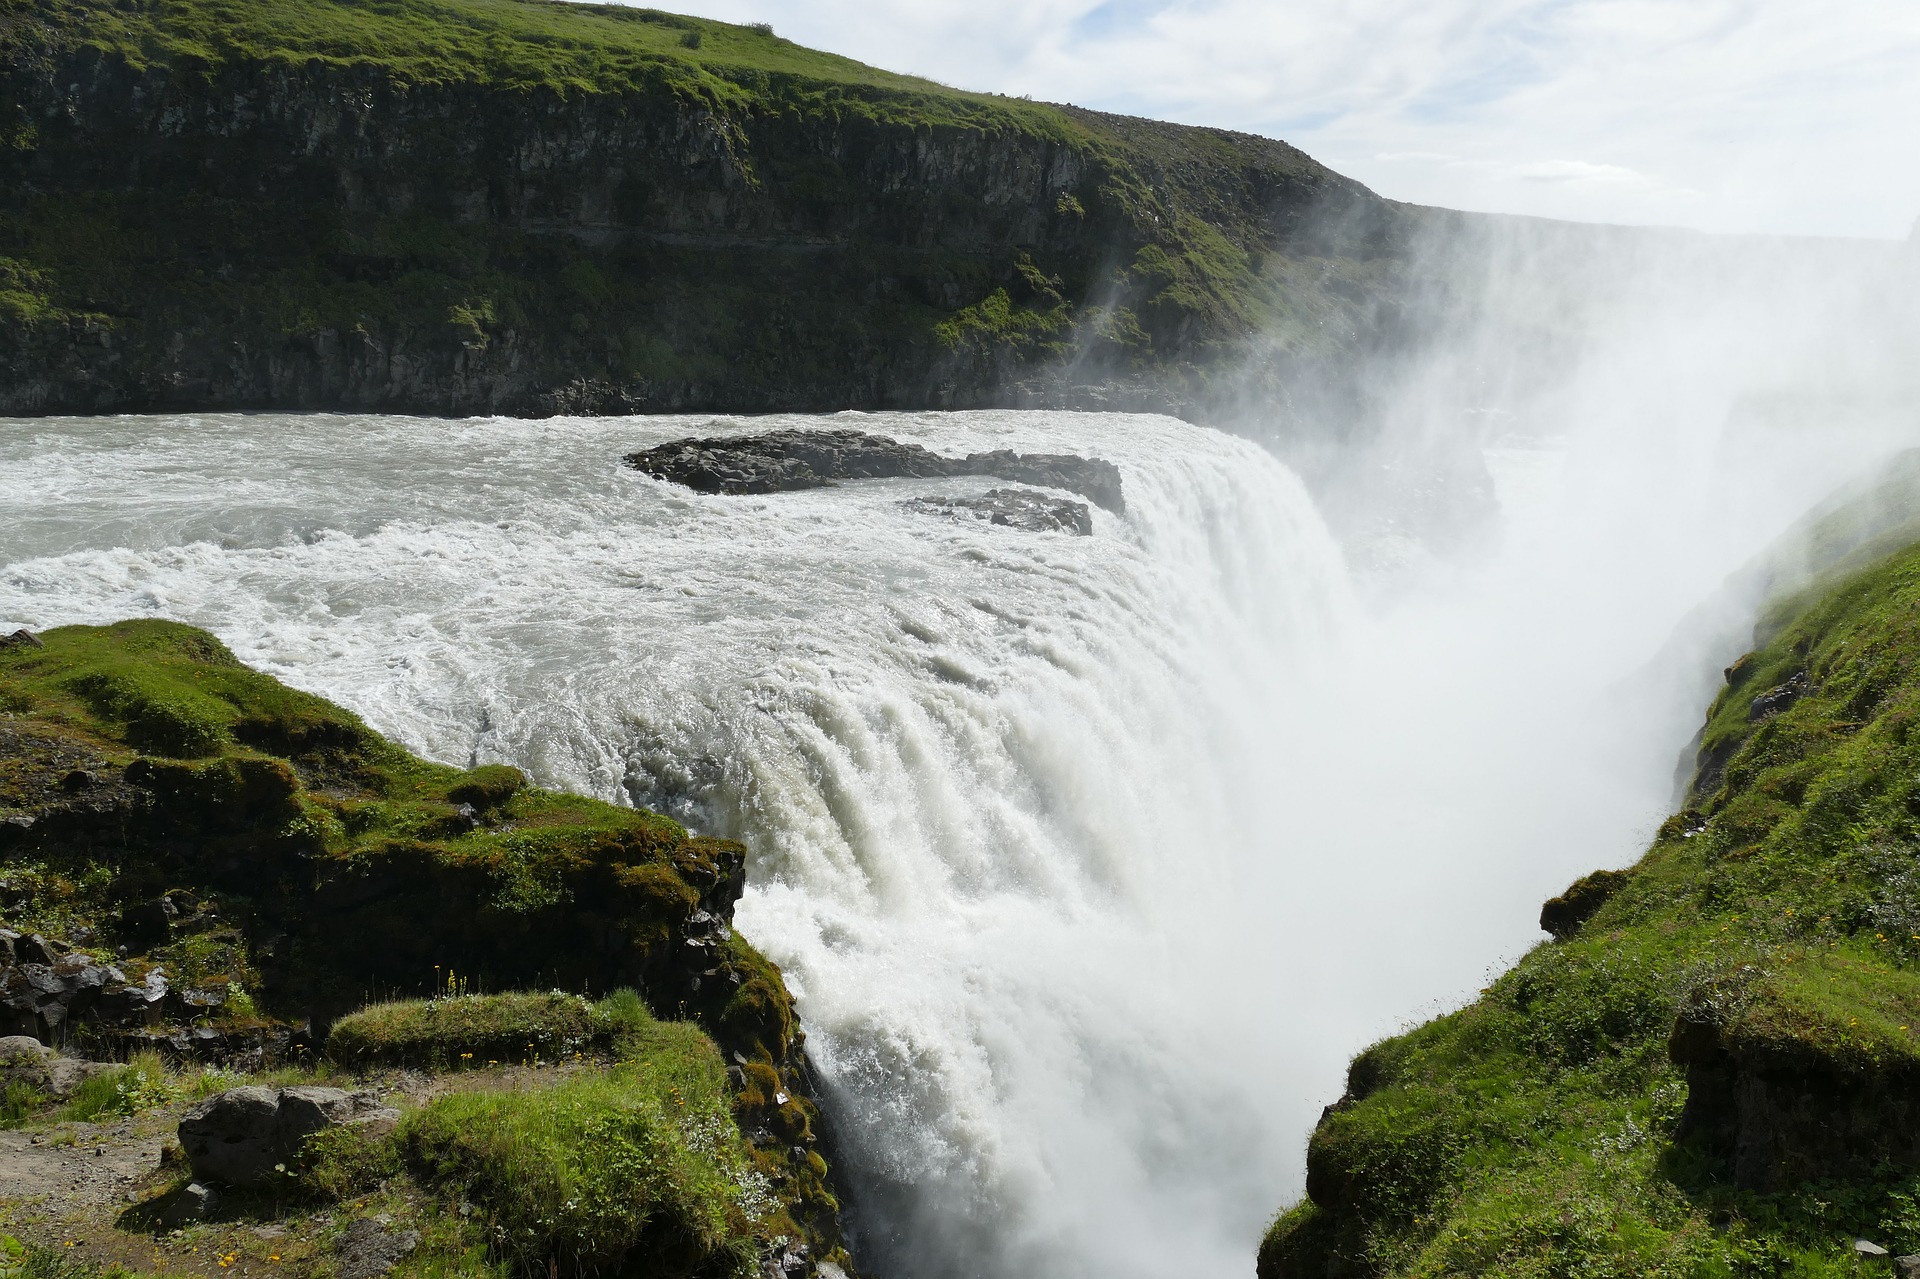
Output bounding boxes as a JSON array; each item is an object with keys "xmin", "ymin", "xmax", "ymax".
[{"xmin": 645, "ymin": 0, "xmax": 1920, "ymax": 238}]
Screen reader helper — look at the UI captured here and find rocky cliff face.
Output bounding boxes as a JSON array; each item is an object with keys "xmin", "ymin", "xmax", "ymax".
[{"xmin": 0, "ymin": 0, "xmax": 1405, "ymax": 420}]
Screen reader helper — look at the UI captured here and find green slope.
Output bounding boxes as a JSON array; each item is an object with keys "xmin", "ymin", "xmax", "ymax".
[{"xmin": 1264, "ymin": 531, "xmax": 1920, "ymax": 1277}]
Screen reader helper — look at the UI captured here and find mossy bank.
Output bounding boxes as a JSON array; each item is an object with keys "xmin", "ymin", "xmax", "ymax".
[
  {"xmin": 0, "ymin": 619, "xmax": 846, "ymax": 1274},
  {"xmin": 0, "ymin": 0, "xmax": 1412, "ymax": 421},
  {"xmin": 1262, "ymin": 527, "xmax": 1920, "ymax": 1275}
]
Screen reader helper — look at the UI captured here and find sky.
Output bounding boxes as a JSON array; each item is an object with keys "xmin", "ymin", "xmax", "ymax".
[{"xmin": 648, "ymin": 0, "xmax": 1920, "ymax": 240}]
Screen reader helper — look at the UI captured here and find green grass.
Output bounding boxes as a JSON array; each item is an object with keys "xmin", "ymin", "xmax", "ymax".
[
  {"xmin": 1263, "ymin": 533, "xmax": 1920, "ymax": 1278},
  {"xmin": 7, "ymin": 0, "xmax": 1075, "ymax": 133},
  {"xmin": 326, "ymin": 989, "xmax": 655, "ymax": 1068},
  {"xmin": 52, "ymin": 1053, "xmax": 177, "ymax": 1124},
  {"xmin": 403, "ymin": 1023, "xmax": 767, "ymax": 1278}
]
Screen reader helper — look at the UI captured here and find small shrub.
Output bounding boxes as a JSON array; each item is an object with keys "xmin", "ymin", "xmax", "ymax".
[
  {"xmin": 745, "ymin": 21, "xmax": 773, "ymax": 35},
  {"xmin": 678, "ymin": 29, "xmax": 700, "ymax": 49},
  {"xmin": 300, "ymin": 1121, "xmax": 403, "ymax": 1201},
  {"xmin": 56, "ymin": 1053, "xmax": 177, "ymax": 1122},
  {"xmin": 0, "ymin": 1080, "xmax": 44, "ymax": 1128}
]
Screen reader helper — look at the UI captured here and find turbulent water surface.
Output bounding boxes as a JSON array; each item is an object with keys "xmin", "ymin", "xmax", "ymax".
[
  {"xmin": 5, "ymin": 403, "xmax": 1904, "ymax": 1275},
  {"xmin": 0, "ymin": 410, "xmax": 1372, "ymax": 1276}
]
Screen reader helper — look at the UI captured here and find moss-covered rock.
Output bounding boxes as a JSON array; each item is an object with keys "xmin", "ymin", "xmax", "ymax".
[
  {"xmin": 1263, "ymin": 533, "xmax": 1920, "ymax": 1278},
  {"xmin": 0, "ymin": 618, "xmax": 843, "ymax": 1264}
]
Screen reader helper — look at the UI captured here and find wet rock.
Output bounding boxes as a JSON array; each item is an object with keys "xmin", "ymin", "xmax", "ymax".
[
  {"xmin": 902, "ymin": 488, "xmax": 1093, "ymax": 535},
  {"xmin": 334, "ymin": 1217, "xmax": 420, "ymax": 1279},
  {"xmin": 179, "ymin": 1085, "xmax": 399, "ymax": 1188},
  {"xmin": 627, "ymin": 428, "xmax": 1125, "ymax": 513},
  {"xmin": 0, "ymin": 630, "xmax": 43, "ymax": 651},
  {"xmin": 760, "ymin": 1240, "xmax": 810, "ymax": 1279},
  {"xmin": 1749, "ymin": 671, "xmax": 1809, "ymax": 720}
]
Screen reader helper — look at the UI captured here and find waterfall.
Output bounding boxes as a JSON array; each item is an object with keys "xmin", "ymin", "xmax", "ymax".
[{"xmin": 0, "ymin": 409, "xmax": 1360, "ymax": 1277}]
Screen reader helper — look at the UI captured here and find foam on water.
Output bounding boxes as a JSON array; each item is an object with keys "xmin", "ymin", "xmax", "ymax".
[{"xmin": 0, "ymin": 409, "xmax": 1359, "ymax": 1277}]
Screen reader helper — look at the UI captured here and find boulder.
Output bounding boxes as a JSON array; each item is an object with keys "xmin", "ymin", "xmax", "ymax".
[
  {"xmin": 153, "ymin": 1181, "xmax": 220, "ymax": 1227},
  {"xmin": 335, "ymin": 1217, "xmax": 420, "ymax": 1279},
  {"xmin": 179, "ymin": 1085, "xmax": 398, "ymax": 1188},
  {"xmin": 0, "ymin": 629, "xmax": 43, "ymax": 651},
  {"xmin": 626, "ymin": 428, "xmax": 1125, "ymax": 513}
]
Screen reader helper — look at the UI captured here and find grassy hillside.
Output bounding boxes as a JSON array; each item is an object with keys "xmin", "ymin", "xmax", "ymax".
[
  {"xmin": 0, "ymin": 0, "xmax": 1399, "ymax": 418},
  {"xmin": 7, "ymin": 0, "xmax": 1071, "ymax": 126},
  {"xmin": 1263, "ymin": 532, "xmax": 1920, "ymax": 1277}
]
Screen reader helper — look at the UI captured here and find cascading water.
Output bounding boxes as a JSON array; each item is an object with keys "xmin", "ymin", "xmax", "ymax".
[
  {"xmin": 0, "ymin": 409, "xmax": 1361, "ymax": 1277},
  {"xmin": 4, "ymin": 387, "xmax": 1911, "ymax": 1275}
]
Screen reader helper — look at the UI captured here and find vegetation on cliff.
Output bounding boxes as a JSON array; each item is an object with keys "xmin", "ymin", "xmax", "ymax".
[
  {"xmin": 1263, "ymin": 527, "xmax": 1920, "ymax": 1277},
  {"xmin": 0, "ymin": 0, "xmax": 1399, "ymax": 418},
  {"xmin": 0, "ymin": 619, "xmax": 844, "ymax": 1272}
]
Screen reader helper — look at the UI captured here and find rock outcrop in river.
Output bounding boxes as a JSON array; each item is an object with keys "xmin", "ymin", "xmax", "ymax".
[{"xmin": 626, "ymin": 428, "xmax": 1125, "ymax": 514}]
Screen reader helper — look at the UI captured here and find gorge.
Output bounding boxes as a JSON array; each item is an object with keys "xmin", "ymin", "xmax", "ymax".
[{"xmin": 4, "ymin": 1, "xmax": 1920, "ymax": 1277}]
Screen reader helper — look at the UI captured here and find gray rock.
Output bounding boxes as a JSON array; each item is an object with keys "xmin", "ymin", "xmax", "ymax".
[
  {"xmin": 0, "ymin": 630, "xmax": 43, "ymax": 651},
  {"xmin": 627, "ymin": 429, "xmax": 1125, "ymax": 513},
  {"xmin": 153, "ymin": 1181, "xmax": 220, "ymax": 1227},
  {"xmin": 0, "ymin": 1034, "xmax": 50, "ymax": 1066},
  {"xmin": 902, "ymin": 488, "xmax": 1094, "ymax": 535},
  {"xmin": 1893, "ymin": 1255, "xmax": 1920, "ymax": 1279},
  {"xmin": 334, "ymin": 1217, "xmax": 420, "ymax": 1279},
  {"xmin": 1856, "ymin": 1239, "xmax": 1890, "ymax": 1256},
  {"xmin": 179, "ymin": 1086, "xmax": 399, "ymax": 1188},
  {"xmin": 46, "ymin": 1057, "xmax": 118, "ymax": 1100}
]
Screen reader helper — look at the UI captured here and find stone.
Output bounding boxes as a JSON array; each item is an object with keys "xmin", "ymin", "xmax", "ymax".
[
  {"xmin": 0, "ymin": 630, "xmax": 43, "ymax": 651},
  {"xmin": 1856, "ymin": 1239, "xmax": 1890, "ymax": 1256},
  {"xmin": 334, "ymin": 1217, "xmax": 421, "ymax": 1279},
  {"xmin": 0, "ymin": 1034, "xmax": 50, "ymax": 1066},
  {"xmin": 153, "ymin": 1181, "xmax": 220, "ymax": 1228},
  {"xmin": 627, "ymin": 429, "xmax": 1125, "ymax": 513},
  {"xmin": 902, "ymin": 488, "xmax": 1094, "ymax": 535},
  {"xmin": 1893, "ymin": 1255, "xmax": 1920, "ymax": 1278},
  {"xmin": 1749, "ymin": 671, "xmax": 1809, "ymax": 720},
  {"xmin": 179, "ymin": 1085, "xmax": 399, "ymax": 1188},
  {"xmin": 45, "ymin": 1057, "xmax": 118, "ymax": 1100}
]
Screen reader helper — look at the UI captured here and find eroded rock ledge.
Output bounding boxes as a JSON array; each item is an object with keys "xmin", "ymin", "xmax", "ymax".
[{"xmin": 625, "ymin": 428, "xmax": 1126, "ymax": 514}]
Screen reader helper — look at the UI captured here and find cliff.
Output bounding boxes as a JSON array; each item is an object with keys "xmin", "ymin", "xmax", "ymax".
[
  {"xmin": 1261, "ymin": 495, "xmax": 1920, "ymax": 1275},
  {"xmin": 0, "ymin": 619, "xmax": 846, "ymax": 1275},
  {"xmin": 0, "ymin": 0, "xmax": 1409, "ymax": 421}
]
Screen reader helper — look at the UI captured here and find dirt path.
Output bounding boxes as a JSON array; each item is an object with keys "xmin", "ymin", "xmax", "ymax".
[{"xmin": 0, "ymin": 1119, "xmax": 169, "ymax": 1210}]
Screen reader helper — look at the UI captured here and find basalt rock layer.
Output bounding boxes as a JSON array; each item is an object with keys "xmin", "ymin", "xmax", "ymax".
[{"xmin": 0, "ymin": 0, "xmax": 1408, "ymax": 421}]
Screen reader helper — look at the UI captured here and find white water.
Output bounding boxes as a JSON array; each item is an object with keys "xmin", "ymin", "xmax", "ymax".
[{"xmin": 0, "ymin": 410, "xmax": 1359, "ymax": 1276}]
